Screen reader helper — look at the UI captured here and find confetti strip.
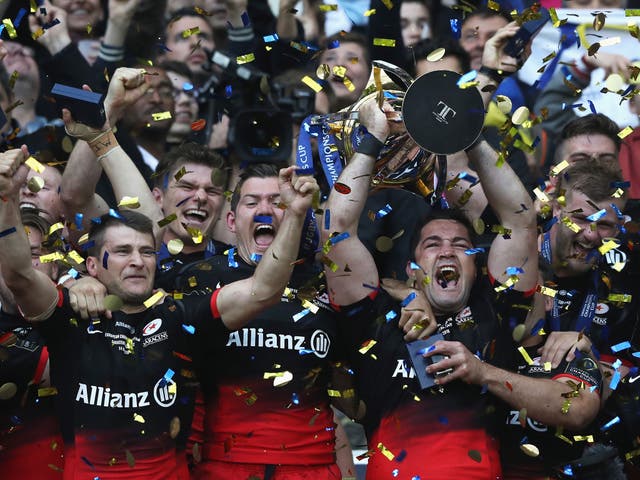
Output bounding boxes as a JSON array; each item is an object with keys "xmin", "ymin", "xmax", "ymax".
[
  {"xmin": 301, "ymin": 75, "xmax": 323, "ymax": 93},
  {"xmin": 143, "ymin": 291, "xmax": 164, "ymax": 309}
]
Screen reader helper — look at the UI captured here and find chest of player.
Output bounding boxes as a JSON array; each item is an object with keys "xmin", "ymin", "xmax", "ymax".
[{"xmin": 73, "ymin": 312, "xmax": 190, "ymax": 418}]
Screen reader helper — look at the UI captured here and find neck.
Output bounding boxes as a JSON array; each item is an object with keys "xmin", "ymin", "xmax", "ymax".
[{"xmin": 136, "ymin": 131, "xmax": 168, "ymax": 159}]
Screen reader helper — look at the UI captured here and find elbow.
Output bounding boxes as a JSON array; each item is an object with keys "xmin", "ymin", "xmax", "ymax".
[
  {"xmin": 563, "ymin": 401, "xmax": 600, "ymax": 431},
  {"xmin": 59, "ymin": 185, "xmax": 86, "ymax": 212}
]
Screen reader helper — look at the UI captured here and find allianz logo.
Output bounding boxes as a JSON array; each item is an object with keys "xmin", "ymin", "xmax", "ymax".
[
  {"xmin": 75, "ymin": 377, "xmax": 177, "ymax": 409},
  {"xmin": 226, "ymin": 328, "xmax": 331, "ymax": 358}
]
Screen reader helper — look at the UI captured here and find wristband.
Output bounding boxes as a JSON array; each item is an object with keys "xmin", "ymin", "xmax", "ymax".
[
  {"xmin": 88, "ymin": 129, "xmax": 117, "ymax": 158},
  {"xmin": 478, "ymin": 65, "xmax": 507, "ymax": 84},
  {"xmin": 355, "ymin": 132, "xmax": 385, "ymax": 158}
]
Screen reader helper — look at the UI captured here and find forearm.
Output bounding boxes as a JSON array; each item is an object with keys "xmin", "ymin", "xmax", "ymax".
[
  {"xmin": 483, "ymin": 362, "xmax": 599, "ymax": 430},
  {"xmin": 276, "ymin": 1, "xmax": 298, "ymax": 39},
  {"xmin": 98, "ymin": 141, "xmax": 162, "ymax": 224},
  {"xmin": 444, "ymin": 151, "xmax": 488, "ymax": 219},
  {"xmin": 0, "ymin": 197, "xmax": 33, "ymax": 285},
  {"xmin": 102, "ymin": 19, "xmax": 129, "ymax": 48},
  {"xmin": 468, "ymin": 140, "xmax": 534, "ymax": 229},
  {"xmin": 324, "ymin": 152, "xmax": 375, "ymax": 235},
  {"xmin": 60, "ymin": 140, "xmax": 103, "ymax": 212}
]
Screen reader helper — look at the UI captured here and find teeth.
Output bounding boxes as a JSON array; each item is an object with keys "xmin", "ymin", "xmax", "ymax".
[
  {"xmin": 185, "ymin": 209, "xmax": 207, "ymax": 219},
  {"xmin": 255, "ymin": 225, "xmax": 274, "ymax": 234},
  {"xmin": 20, "ymin": 202, "xmax": 38, "ymax": 209}
]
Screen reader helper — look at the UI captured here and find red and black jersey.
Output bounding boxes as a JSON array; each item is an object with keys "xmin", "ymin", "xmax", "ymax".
[
  {"xmin": 499, "ymin": 344, "xmax": 602, "ymax": 477},
  {"xmin": 37, "ymin": 288, "xmax": 227, "ymax": 480},
  {"xmin": 0, "ymin": 310, "xmax": 64, "ymax": 479},
  {"xmin": 339, "ymin": 277, "xmax": 532, "ymax": 480},
  {"xmin": 177, "ymin": 254, "xmax": 340, "ymax": 467}
]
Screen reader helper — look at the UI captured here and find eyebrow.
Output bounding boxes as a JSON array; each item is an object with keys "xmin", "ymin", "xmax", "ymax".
[{"xmin": 422, "ymin": 235, "xmax": 470, "ymax": 243}]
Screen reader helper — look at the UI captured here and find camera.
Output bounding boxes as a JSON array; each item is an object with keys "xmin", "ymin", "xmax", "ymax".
[{"xmin": 204, "ymin": 51, "xmax": 315, "ymax": 164}]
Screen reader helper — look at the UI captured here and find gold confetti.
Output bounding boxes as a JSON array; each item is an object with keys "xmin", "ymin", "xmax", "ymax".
[
  {"xmin": 625, "ymin": 9, "xmax": 640, "ymax": 15},
  {"xmin": 373, "ymin": 38, "xmax": 396, "ymax": 47},
  {"xmin": 544, "ymin": 361, "xmax": 552, "ymax": 371},
  {"xmin": 560, "ymin": 216, "xmax": 581, "ymax": 233},
  {"xmin": 593, "ymin": 12, "xmax": 606, "ymax": 31},
  {"xmin": 377, "ymin": 442, "xmax": 395, "ymax": 461},
  {"xmin": 318, "ymin": 4, "xmax": 338, "ymax": 11},
  {"xmin": 607, "ymin": 293, "xmax": 632, "ymax": 303},
  {"xmin": 31, "ymin": 27, "xmax": 45, "ymax": 40},
  {"xmin": 520, "ymin": 443, "xmax": 540, "ymax": 457},
  {"xmin": 495, "ymin": 95, "xmax": 513, "ymax": 114},
  {"xmin": 66, "ymin": 250, "xmax": 84, "ymax": 265},
  {"xmin": 561, "ymin": 398, "xmax": 572, "ymax": 414},
  {"xmin": 427, "ymin": 48, "xmax": 446, "ymax": 62},
  {"xmin": 598, "ymin": 239, "xmax": 620, "ymax": 255},
  {"xmin": 301, "ymin": 75, "xmax": 323, "ymax": 93},
  {"xmin": 2, "ymin": 19, "xmax": 17, "ymax": 38},
  {"xmin": 518, "ymin": 346, "xmax": 534, "ymax": 365},
  {"xmin": 316, "ymin": 64, "xmax": 330, "ymax": 80},
  {"xmin": 158, "ymin": 213, "xmax": 177, "ymax": 227},
  {"xmin": 550, "ymin": 160, "xmax": 569, "ymax": 177},
  {"xmin": 512, "ymin": 324, "xmax": 526, "ymax": 343},
  {"xmin": 25, "ymin": 156, "xmax": 45, "ymax": 174},
  {"xmin": 359, "ymin": 339, "xmax": 377, "ymax": 354},
  {"xmin": 364, "ymin": 9, "xmax": 377, "ymax": 16},
  {"xmin": 118, "ymin": 196, "xmax": 140, "ymax": 209},
  {"xmin": 236, "ymin": 53, "xmax": 255, "ymax": 64},
  {"xmin": 533, "ymin": 187, "xmax": 550, "ymax": 203},
  {"xmin": 143, "ymin": 291, "xmax": 165, "ymax": 309},
  {"xmin": 181, "ymin": 27, "xmax": 200, "ymax": 38},
  {"xmin": 511, "ymin": 106, "xmax": 530, "ymax": 125},
  {"xmin": 381, "ymin": 0, "xmax": 393, "ymax": 9},
  {"xmin": 152, "ymin": 111, "xmax": 172, "ymax": 121},
  {"xmin": 125, "ymin": 450, "xmax": 135, "ymax": 468},
  {"xmin": 618, "ymin": 126, "xmax": 633, "ymax": 139},
  {"xmin": 38, "ymin": 387, "xmax": 58, "ymax": 397},
  {"xmin": 40, "ymin": 252, "xmax": 65, "ymax": 263},
  {"xmin": 185, "ymin": 226, "xmax": 203, "ymax": 244},
  {"xmin": 573, "ymin": 435, "xmax": 594, "ymax": 442},
  {"xmin": 537, "ymin": 285, "xmax": 557, "ymax": 297},
  {"xmin": 133, "ymin": 413, "xmax": 145, "ymax": 423},
  {"xmin": 167, "ymin": 239, "xmax": 184, "ymax": 255},
  {"xmin": 27, "ymin": 176, "xmax": 45, "ymax": 193}
]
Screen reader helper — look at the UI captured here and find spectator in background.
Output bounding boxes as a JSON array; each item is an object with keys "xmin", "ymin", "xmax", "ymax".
[
  {"xmin": 411, "ymin": 37, "xmax": 470, "ymax": 76},
  {"xmin": 317, "ymin": 31, "xmax": 371, "ymax": 112},
  {"xmin": 400, "ymin": 0, "xmax": 432, "ymax": 47},
  {"xmin": 159, "ymin": 60, "xmax": 200, "ymax": 149},
  {"xmin": 160, "ymin": 9, "xmax": 216, "ymax": 86}
]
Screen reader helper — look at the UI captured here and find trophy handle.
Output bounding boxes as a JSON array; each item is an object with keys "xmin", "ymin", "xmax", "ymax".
[
  {"xmin": 371, "ymin": 60, "xmax": 414, "ymax": 90},
  {"xmin": 432, "ymin": 154, "xmax": 448, "ymax": 206}
]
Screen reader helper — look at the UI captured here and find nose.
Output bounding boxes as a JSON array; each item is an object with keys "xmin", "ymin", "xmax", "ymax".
[
  {"xmin": 580, "ymin": 224, "xmax": 602, "ymax": 245},
  {"xmin": 193, "ymin": 187, "xmax": 207, "ymax": 204},
  {"xmin": 257, "ymin": 198, "xmax": 275, "ymax": 215},
  {"xmin": 128, "ymin": 250, "xmax": 145, "ymax": 267}
]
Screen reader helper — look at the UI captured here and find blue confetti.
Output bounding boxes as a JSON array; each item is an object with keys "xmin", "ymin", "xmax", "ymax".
[
  {"xmin": 633, "ymin": 352, "xmax": 640, "ymax": 358},
  {"xmin": 227, "ymin": 247, "xmax": 238, "ymax": 268},
  {"xmin": 506, "ymin": 266, "xmax": 524, "ymax": 276},
  {"xmin": 75, "ymin": 213, "xmax": 84, "ymax": 230},
  {"xmin": 600, "ymin": 416, "xmax": 620, "ymax": 431},
  {"xmin": 410, "ymin": 262, "xmax": 421, "ymax": 270},
  {"xmin": 14, "ymin": 8, "xmax": 27, "ymax": 27},
  {"xmin": 102, "ymin": 251, "xmax": 109, "ymax": 269},
  {"xmin": 330, "ymin": 231, "xmax": 350, "ymax": 245},
  {"xmin": 225, "ymin": 85, "xmax": 232, "ymax": 98},
  {"xmin": 250, "ymin": 253, "xmax": 262, "ymax": 263},
  {"xmin": 458, "ymin": 69, "xmax": 478, "ymax": 86},
  {"xmin": 392, "ymin": 469, "xmax": 399, "ymax": 477},
  {"xmin": 254, "ymin": 215, "xmax": 273, "ymax": 224},
  {"xmin": 241, "ymin": 11, "xmax": 250, "ymax": 26},
  {"xmin": 385, "ymin": 310, "xmax": 397, "ymax": 322},
  {"xmin": 67, "ymin": 268, "xmax": 79, "ymax": 279},
  {"xmin": 164, "ymin": 368, "xmax": 175, "ymax": 383},
  {"xmin": 182, "ymin": 82, "xmax": 194, "ymax": 92},
  {"xmin": 299, "ymin": 349, "xmax": 314, "ymax": 355},
  {"xmin": 611, "ymin": 341, "xmax": 631, "ymax": 353},
  {"xmin": 586, "ymin": 209, "xmax": 607, "ymax": 222},
  {"xmin": 108, "ymin": 208, "xmax": 123, "ymax": 219},
  {"xmin": 175, "ymin": 197, "xmax": 189, "ymax": 208},
  {"xmin": 610, "ymin": 181, "xmax": 631, "ymax": 189},
  {"xmin": 438, "ymin": 415, "xmax": 448, "ymax": 424},
  {"xmin": 328, "ymin": 39, "xmax": 340, "ymax": 49},
  {"xmin": 587, "ymin": 100, "xmax": 597, "ymax": 114},
  {"xmin": 291, "ymin": 392, "xmax": 300, "ymax": 405},
  {"xmin": 563, "ymin": 465, "xmax": 574, "ymax": 476},
  {"xmin": 263, "ymin": 34, "xmax": 279, "ymax": 42},
  {"xmin": 324, "ymin": 209, "xmax": 331, "ymax": 230},
  {"xmin": 450, "ymin": 18, "xmax": 461, "ymax": 38},
  {"xmin": 417, "ymin": 344, "xmax": 437, "ymax": 355},
  {"xmin": 383, "ymin": 91, "xmax": 398, "ymax": 99},
  {"xmin": 612, "ymin": 359, "xmax": 622, "ymax": 369},
  {"xmin": 376, "ymin": 204, "xmax": 393, "ymax": 219},
  {"xmin": 459, "ymin": 171, "xmax": 478, "ymax": 184},
  {"xmin": 610, "ymin": 203, "xmax": 624, "ymax": 219},
  {"xmin": 182, "ymin": 324, "xmax": 195, "ymax": 334},
  {"xmin": 400, "ymin": 292, "xmax": 416, "ymax": 307},
  {"xmin": 465, "ymin": 248, "xmax": 485, "ymax": 255}
]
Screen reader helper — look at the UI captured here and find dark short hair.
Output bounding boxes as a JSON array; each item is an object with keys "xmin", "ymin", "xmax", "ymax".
[
  {"xmin": 555, "ymin": 113, "xmax": 621, "ymax": 163},
  {"xmin": 461, "ymin": 7, "xmax": 511, "ymax": 26},
  {"xmin": 163, "ymin": 7, "xmax": 212, "ymax": 41},
  {"xmin": 230, "ymin": 163, "xmax": 280, "ymax": 212},
  {"xmin": 321, "ymin": 31, "xmax": 372, "ymax": 67},
  {"xmin": 555, "ymin": 156, "xmax": 627, "ymax": 204},
  {"xmin": 408, "ymin": 208, "xmax": 477, "ymax": 261},
  {"xmin": 154, "ymin": 142, "xmax": 229, "ymax": 190},
  {"xmin": 410, "ymin": 37, "xmax": 471, "ymax": 74},
  {"xmin": 87, "ymin": 210, "xmax": 154, "ymax": 257}
]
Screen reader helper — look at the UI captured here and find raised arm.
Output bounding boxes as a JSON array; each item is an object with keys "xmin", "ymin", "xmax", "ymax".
[
  {"xmin": 466, "ymin": 22, "xmax": 538, "ymax": 292},
  {"xmin": 321, "ymin": 100, "xmax": 390, "ymax": 306},
  {"xmin": 0, "ymin": 148, "xmax": 60, "ymax": 320},
  {"xmin": 61, "ymin": 68, "xmax": 162, "ymax": 238},
  {"xmin": 216, "ymin": 167, "xmax": 319, "ymax": 330}
]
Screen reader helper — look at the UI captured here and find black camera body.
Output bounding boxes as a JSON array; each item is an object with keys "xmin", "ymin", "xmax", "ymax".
[{"xmin": 205, "ymin": 51, "xmax": 315, "ymax": 164}]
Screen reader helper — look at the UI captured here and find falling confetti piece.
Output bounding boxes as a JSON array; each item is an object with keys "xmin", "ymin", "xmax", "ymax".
[
  {"xmin": 301, "ymin": 75, "xmax": 323, "ymax": 93},
  {"xmin": 468, "ymin": 450, "xmax": 482, "ymax": 463},
  {"xmin": 334, "ymin": 182, "xmax": 351, "ymax": 194}
]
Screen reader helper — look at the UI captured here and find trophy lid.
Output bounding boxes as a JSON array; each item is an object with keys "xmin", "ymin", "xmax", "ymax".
[{"xmin": 402, "ymin": 70, "xmax": 485, "ymax": 155}]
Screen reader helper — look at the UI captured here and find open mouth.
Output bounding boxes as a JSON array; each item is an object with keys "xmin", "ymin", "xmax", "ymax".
[
  {"xmin": 183, "ymin": 208, "xmax": 208, "ymax": 224},
  {"xmin": 20, "ymin": 202, "xmax": 39, "ymax": 210},
  {"xmin": 254, "ymin": 224, "xmax": 275, "ymax": 248},
  {"xmin": 435, "ymin": 265, "xmax": 460, "ymax": 288}
]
